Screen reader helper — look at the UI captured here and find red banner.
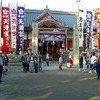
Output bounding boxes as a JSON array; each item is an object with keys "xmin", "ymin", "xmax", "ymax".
[
  {"xmin": 96, "ymin": 12, "xmax": 100, "ymax": 49},
  {"xmin": 2, "ymin": 7, "xmax": 9, "ymax": 52}
]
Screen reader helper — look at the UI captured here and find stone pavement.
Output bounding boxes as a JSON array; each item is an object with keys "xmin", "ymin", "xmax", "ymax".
[
  {"xmin": 0, "ymin": 62, "xmax": 100, "ymax": 100},
  {"xmin": 8, "ymin": 61, "xmax": 79, "ymax": 71}
]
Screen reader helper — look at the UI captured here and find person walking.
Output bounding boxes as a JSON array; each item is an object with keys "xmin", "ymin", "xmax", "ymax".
[
  {"xmin": 93, "ymin": 53, "xmax": 100, "ymax": 79},
  {"xmin": 0, "ymin": 51, "xmax": 3, "ymax": 83}
]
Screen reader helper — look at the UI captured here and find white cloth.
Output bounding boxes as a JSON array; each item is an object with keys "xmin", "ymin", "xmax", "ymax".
[
  {"xmin": 83, "ymin": 57, "xmax": 86, "ymax": 64},
  {"xmin": 29, "ymin": 61, "xmax": 34, "ymax": 71},
  {"xmin": 69, "ymin": 55, "xmax": 72, "ymax": 59},
  {"xmin": 90, "ymin": 56, "xmax": 97, "ymax": 64},
  {"xmin": 59, "ymin": 57, "xmax": 63, "ymax": 62},
  {"xmin": 83, "ymin": 56, "xmax": 87, "ymax": 70},
  {"xmin": 46, "ymin": 53, "xmax": 49, "ymax": 59},
  {"xmin": 0, "ymin": 51, "xmax": 2, "ymax": 53}
]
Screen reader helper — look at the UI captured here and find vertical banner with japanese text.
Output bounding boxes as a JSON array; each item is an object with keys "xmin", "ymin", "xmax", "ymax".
[
  {"xmin": 17, "ymin": 6, "xmax": 25, "ymax": 49},
  {"xmin": 96, "ymin": 12, "xmax": 100, "ymax": 49},
  {"xmin": 86, "ymin": 10, "xmax": 93, "ymax": 49},
  {"xmin": 2, "ymin": 7, "xmax": 9, "ymax": 48},
  {"xmin": 10, "ymin": 6, "xmax": 17, "ymax": 49}
]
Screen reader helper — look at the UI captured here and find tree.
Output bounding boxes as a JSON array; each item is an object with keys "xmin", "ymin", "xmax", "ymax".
[{"xmin": 93, "ymin": 8, "xmax": 100, "ymax": 25}]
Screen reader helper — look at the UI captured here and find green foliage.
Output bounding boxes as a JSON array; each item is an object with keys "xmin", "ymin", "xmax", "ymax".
[
  {"xmin": 93, "ymin": 8, "xmax": 100, "ymax": 25},
  {"xmin": 94, "ymin": 34, "xmax": 98, "ymax": 39}
]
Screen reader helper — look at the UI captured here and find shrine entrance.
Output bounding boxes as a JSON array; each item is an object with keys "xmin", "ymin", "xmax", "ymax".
[{"xmin": 38, "ymin": 33, "xmax": 66, "ymax": 60}]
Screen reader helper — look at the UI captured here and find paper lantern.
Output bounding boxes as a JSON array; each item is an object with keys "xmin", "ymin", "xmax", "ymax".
[{"xmin": 1, "ymin": 45, "xmax": 9, "ymax": 53}]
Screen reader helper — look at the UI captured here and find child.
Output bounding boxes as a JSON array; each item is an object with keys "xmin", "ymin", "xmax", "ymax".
[{"xmin": 66, "ymin": 55, "xmax": 73, "ymax": 68}]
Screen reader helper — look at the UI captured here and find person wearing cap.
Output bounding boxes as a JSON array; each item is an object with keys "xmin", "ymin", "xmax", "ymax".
[{"xmin": 0, "ymin": 51, "xmax": 3, "ymax": 83}]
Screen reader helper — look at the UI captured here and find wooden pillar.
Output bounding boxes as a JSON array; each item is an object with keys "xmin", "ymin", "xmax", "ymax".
[
  {"xmin": 65, "ymin": 29, "xmax": 68, "ymax": 60},
  {"xmin": 47, "ymin": 41, "xmax": 48, "ymax": 52},
  {"xmin": 58, "ymin": 41, "xmax": 60, "ymax": 53},
  {"xmin": 42, "ymin": 45, "xmax": 43, "ymax": 55},
  {"xmin": 25, "ymin": 32, "xmax": 29, "ymax": 52}
]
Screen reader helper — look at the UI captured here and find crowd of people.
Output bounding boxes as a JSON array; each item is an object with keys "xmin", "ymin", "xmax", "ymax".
[
  {"xmin": 0, "ymin": 49, "xmax": 100, "ymax": 84},
  {"xmin": 21, "ymin": 52, "xmax": 43, "ymax": 73},
  {"xmin": 79, "ymin": 51, "xmax": 100, "ymax": 79},
  {"xmin": 20, "ymin": 51, "xmax": 67, "ymax": 72}
]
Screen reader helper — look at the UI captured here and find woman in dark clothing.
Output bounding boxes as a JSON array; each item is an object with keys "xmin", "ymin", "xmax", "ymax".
[
  {"xmin": 79, "ymin": 53, "xmax": 83, "ymax": 71},
  {"xmin": 53, "ymin": 53, "xmax": 56, "ymax": 64},
  {"xmin": 3, "ymin": 53, "xmax": 9, "ymax": 74},
  {"xmin": 33, "ymin": 53, "xmax": 38, "ymax": 73}
]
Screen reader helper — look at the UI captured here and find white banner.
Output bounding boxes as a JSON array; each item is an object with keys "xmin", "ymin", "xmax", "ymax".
[
  {"xmin": 79, "ymin": 16, "xmax": 83, "ymax": 47},
  {"xmin": 10, "ymin": 5, "xmax": 17, "ymax": 48}
]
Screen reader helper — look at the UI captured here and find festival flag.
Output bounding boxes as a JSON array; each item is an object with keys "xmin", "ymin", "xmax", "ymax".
[
  {"xmin": 17, "ymin": 6, "xmax": 25, "ymax": 49},
  {"xmin": 10, "ymin": 5, "xmax": 17, "ymax": 48},
  {"xmin": 2, "ymin": 7, "xmax": 9, "ymax": 52},
  {"xmin": 96, "ymin": 12, "xmax": 100, "ymax": 49},
  {"xmin": 86, "ymin": 10, "xmax": 93, "ymax": 49},
  {"xmin": 79, "ymin": 16, "xmax": 83, "ymax": 47}
]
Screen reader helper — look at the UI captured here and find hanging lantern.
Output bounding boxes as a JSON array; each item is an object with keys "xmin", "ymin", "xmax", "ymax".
[
  {"xmin": 62, "ymin": 41, "xmax": 64, "ymax": 48},
  {"xmin": 51, "ymin": 41, "xmax": 55, "ymax": 45},
  {"xmin": 39, "ymin": 42, "xmax": 43, "ymax": 47},
  {"xmin": 1, "ymin": 45, "xmax": 9, "ymax": 53}
]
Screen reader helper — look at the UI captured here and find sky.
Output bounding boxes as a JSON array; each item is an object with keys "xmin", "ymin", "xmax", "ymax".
[{"xmin": 2, "ymin": 0, "xmax": 100, "ymax": 11}]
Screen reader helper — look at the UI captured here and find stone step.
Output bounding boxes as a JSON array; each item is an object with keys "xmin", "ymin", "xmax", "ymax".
[{"xmin": 8, "ymin": 62, "xmax": 22, "ymax": 66}]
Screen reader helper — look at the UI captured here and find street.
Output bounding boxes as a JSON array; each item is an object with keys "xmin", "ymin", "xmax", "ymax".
[{"xmin": 0, "ymin": 63, "xmax": 100, "ymax": 100}]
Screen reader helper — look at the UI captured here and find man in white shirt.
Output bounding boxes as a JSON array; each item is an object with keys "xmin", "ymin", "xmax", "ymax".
[
  {"xmin": 89, "ymin": 52, "xmax": 97, "ymax": 74},
  {"xmin": 46, "ymin": 52, "xmax": 50, "ymax": 66},
  {"xmin": 82, "ymin": 53, "xmax": 87, "ymax": 72}
]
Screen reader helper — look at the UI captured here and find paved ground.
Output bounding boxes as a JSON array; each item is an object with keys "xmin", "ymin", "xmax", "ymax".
[{"xmin": 0, "ymin": 62, "xmax": 100, "ymax": 100}]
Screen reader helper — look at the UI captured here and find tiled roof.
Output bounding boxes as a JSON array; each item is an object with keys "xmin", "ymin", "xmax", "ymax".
[
  {"xmin": 24, "ymin": 9, "xmax": 77, "ymax": 28},
  {"xmin": 37, "ymin": 19, "xmax": 62, "ymax": 27}
]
